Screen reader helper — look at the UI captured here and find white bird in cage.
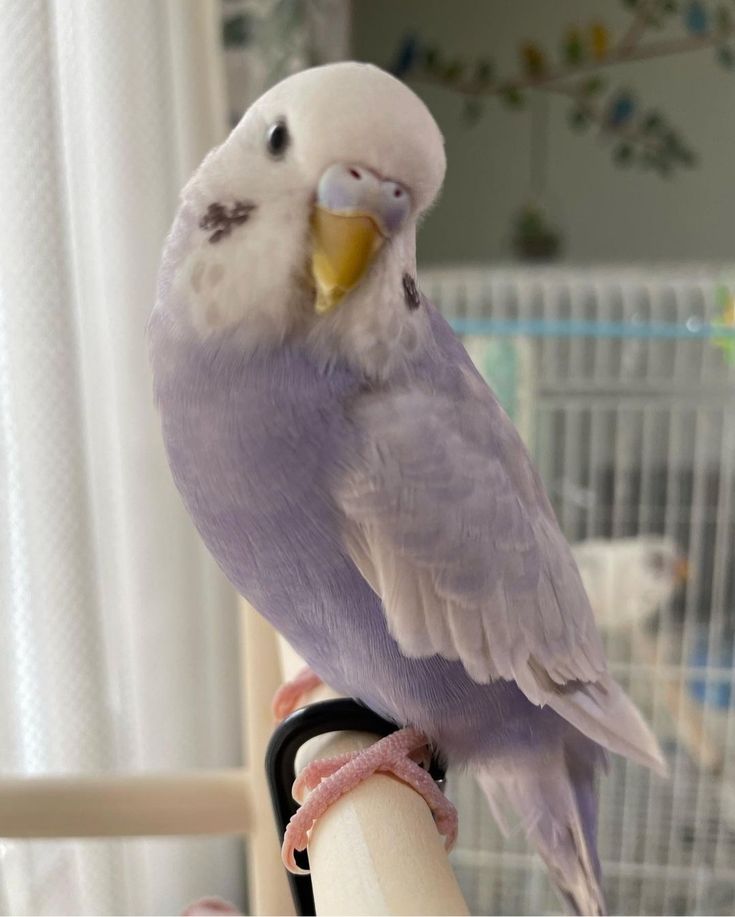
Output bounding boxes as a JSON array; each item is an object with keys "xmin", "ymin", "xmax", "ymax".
[
  {"xmin": 572, "ymin": 535, "xmax": 728, "ymax": 778},
  {"xmin": 571, "ymin": 535, "xmax": 688, "ymax": 633}
]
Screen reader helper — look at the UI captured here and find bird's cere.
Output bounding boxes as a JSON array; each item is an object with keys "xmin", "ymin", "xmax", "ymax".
[{"xmin": 316, "ymin": 163, "xmax": 410, "ymax": 235}]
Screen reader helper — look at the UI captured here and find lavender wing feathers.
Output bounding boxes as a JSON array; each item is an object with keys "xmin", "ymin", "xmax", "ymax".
[
  {"xmin": 338, "ymin": 381, "xmax": 607, "ymax": 698},
  {"xmin": 337, "ymin": 309, "xmax": 665, "ymax": 774}
]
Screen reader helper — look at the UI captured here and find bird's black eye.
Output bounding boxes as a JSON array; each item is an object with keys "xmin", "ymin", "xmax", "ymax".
[
  {"xmin": 649, "ymin": 551, "xmax": 667, "ymax": 574},
  {"xmin": 266, "ymin": 120, "xmax": 290, "ymax": 159}
]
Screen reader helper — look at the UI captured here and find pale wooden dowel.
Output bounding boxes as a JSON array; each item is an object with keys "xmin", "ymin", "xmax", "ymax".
[
  {"xmin": 637, "ymin": 630, "xmax": 724, "ymax": 773},
  {"xmin": 277, "ymin": 635, "xmax": 305, "ymax": 681},
  {"xmin": 0, "ymin": 769, "xmax": 252, "ymax": 838},
  {"xmin": 298, "ymin": 732, "xmax": 469, "ymax": 917},
  {"xmin": 240, "ymin": 599, "xmax": 295, "ymax": 917},
  {"xmin": 276, "ymin": 635, "xmax": 468, "ymax": 916}
]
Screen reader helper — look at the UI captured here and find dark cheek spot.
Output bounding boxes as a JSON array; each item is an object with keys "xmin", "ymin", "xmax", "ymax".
[
  {"xmin": 199, "ymin": 200, "xmax": 257, "ymax": 243},
  {"xmin": 402, "ymin": 273, "xmax": 421, "ymax": 311}
]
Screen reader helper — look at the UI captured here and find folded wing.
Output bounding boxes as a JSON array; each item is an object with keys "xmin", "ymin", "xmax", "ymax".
[{"xmin": 338, "ymin": 376, "xmax": 664, "ymax": 773}]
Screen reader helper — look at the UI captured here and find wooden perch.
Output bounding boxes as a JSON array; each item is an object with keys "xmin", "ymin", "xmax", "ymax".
[
  {"xmin": 0, "ymin": 769, "xmax": 252, "ymax": 838},
  {"xmin": 296, "ymin": 730, "xmax": 469, "ymax": 917},
  {"xmin": 0, "ymin": 602, "xmax": 468, "ymax": 916},
  {"xmin": 278, "ymin": 634, "xmax": 469, "ymax": 917},
  {"xmin": 241, "ymin": 602, "xmax": 295, "ymax": 916},
  {"xmin": 636, "ymin": 629, "xmax": 724, "ymax": 774}
]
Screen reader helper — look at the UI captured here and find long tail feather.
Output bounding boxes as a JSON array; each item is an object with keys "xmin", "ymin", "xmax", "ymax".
[
  {"xmin": 475, "ymin": 736, "xmax": 606, "ymax": 916},
  {"xmin": 540, "ymin": 672, "xmax": 667, "ymax": 777}
]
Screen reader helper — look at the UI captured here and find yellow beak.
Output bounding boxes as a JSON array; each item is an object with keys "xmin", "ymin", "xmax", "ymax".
[
  {"xmin": 310, "ymin": 207, "xmax": 384, "ymax": 314},
  {"xmin": 674, "ymin": 555, "xmax": 689, "ymax": 585}
]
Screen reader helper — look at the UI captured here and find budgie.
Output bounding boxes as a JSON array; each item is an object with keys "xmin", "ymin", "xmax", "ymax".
[
  {"xmin": 149, "ymin": 62, "xmax": 664, "ymax": 915},
  {"xmin": 572, "ymin": 535, "xmax": 688, "ymax": 634}
]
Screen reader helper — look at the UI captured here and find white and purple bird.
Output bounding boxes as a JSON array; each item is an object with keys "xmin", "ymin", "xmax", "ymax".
[{"xmin": 149, "ymin": 62, "xmax": 664, "ymax": 915}]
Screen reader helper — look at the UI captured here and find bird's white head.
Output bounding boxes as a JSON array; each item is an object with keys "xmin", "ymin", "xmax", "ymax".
[
  {"xmin": 573, "ymin": 535, "xmax": 688, "ymax": 632},
  {"xmin": 164, "ymin": 62, "xmax": 445, "ymax": 377}
]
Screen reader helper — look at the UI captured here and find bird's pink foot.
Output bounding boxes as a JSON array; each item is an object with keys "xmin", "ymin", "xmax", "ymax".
[
  {"xmin": 292, "ymin": 750, "xmax": 361, "ymax": 801},
  {"xmin": 281, "ymin": 726, "xmax": 457, "ymax": 874},
  {"xmin": 272, "ymin": 665, "xmax": 323, "ymax": 721}
]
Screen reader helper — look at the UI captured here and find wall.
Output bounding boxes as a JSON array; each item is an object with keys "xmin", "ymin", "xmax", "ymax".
[{"xmin": 352, "ymin": 0, "xmax": 735, "ymax": 264}]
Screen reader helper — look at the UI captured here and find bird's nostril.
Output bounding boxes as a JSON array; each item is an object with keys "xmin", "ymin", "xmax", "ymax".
[{"xmin": 349, "ymin": 168, "xmax": 362, "ymax": 180}]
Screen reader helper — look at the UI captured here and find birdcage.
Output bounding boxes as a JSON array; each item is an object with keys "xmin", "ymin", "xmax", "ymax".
[{"xmin": 422, "ymin": 264, "xmax": 735, "ymax": 916}]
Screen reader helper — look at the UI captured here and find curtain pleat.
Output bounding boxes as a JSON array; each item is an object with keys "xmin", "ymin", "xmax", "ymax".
[{"xmin": 0, "ymin": 2, "xmax": 243, "ymax": 913}]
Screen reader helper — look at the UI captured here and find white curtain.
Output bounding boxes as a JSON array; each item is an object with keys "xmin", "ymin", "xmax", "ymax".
[{"xmin": 0, "ymin": 2, "xmax": 244, "ymax": 914}]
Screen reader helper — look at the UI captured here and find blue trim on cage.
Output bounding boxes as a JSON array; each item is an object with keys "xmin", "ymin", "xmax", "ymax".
[{"xmin": 448, "ymin": 317, "xmax": 735, "ymax": 340}]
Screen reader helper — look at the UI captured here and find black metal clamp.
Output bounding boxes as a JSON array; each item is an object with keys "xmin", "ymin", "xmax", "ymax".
[{"xmin": 265, "ymin": 698, "xmax": 446, "ymax": 916}]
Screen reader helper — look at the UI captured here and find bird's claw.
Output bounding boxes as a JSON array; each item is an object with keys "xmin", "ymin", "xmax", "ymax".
[
  {"xmin": 282, "ymin": 824, "xmax": 311, "ymax": 875},
  {"xmin": 280, "ymin": 726, "xmax": 457, "ymax": 874}
]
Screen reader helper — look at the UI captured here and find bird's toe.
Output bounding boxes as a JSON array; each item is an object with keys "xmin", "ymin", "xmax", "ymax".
[
  {"xmin": 271, "ymin": 665, "xmax": 323, "ymax": 721},
  {"xmin": 292, "ymin": 750, "xmax": 358, "ymax": 801}
]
